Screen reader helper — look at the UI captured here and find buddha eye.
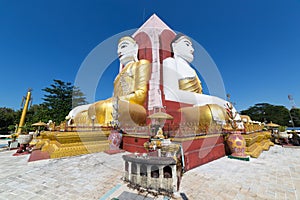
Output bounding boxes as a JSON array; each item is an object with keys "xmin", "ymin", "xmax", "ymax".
[{"xmin": 121, "ymin": 45, "xmax": 127, "ymax": 49}]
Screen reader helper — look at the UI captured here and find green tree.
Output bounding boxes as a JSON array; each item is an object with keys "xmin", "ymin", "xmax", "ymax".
[
  {"xmin": 43, "ymin": 79, "xmax": 73, "ymax": 123},
  {"xmin": 0, "ymin": 107, "xmax": 18, "ymax": 134},
  {"xmin": 290, "ymin": 108, "xmax": 300, "ymax": 127},
  {"xmin": 72, "ymin": 86, "xmax": 88, "ymax": 108},
  {"xmin": 241, "ymin": 103, "xmax": 290, "ymax": 126},
  {"xmin": 42, "ymin": 79, "xmax": 87, "ymax": 124},
  {"xmin": 26, "ymin": 104, "xmax": 51, "ymax": 125}
]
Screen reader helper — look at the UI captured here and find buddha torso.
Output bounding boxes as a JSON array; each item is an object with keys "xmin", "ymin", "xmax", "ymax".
[
  {"xmin": 114, "ymin": 59, "xmax": 151, "ymax": 105},
  {"xmin": 114, "ymin": 62, "xmax": 137, "ymax": 97}
]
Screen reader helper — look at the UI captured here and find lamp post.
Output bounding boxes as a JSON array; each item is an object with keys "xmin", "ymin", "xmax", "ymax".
[
  {"xmin": 288, "ymin": 94, "xmax": 296, "ymax": 128},
  {"xmin": 288, "ymin": 110, "xmax": 295, "ymax": 128}
]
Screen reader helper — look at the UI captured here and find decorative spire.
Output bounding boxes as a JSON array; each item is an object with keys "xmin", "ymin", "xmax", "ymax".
[{"xmin": 133, "ymin": 13, "xmax": 175, "ymax": 36}]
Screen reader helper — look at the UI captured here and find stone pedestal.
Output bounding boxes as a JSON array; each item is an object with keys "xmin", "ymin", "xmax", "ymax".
[
  {"xmin": 28, "ymin": 130, "xmax": 110, "ymax": 160},
  {"xmin": 123, "ymin": 154, "xmax": 177, "ymax": 194},
  {"xmin": 172, "ymin": 134, "xmax": 225, "ymax": 171},
  {"xmin": 122, "ymin": 134, "xmax": 149, "ymax": 153},
  {"xmin": 15, "ymin": 134, "xmax": 33, "ymax": 154},
  {"xmin": 123, "ymin": 133, "xmax": 226, "ymax": 171}
]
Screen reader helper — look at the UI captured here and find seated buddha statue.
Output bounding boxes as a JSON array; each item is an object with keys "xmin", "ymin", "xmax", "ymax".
[
  {"xmin": 163, "ymin": 34, "xmax": 242, "ymax": 128},
  {"xmin": 155, "ymin": 127, "xmax": 165, "ymax": 139},
  {"xmin": 163, "ymin": 34, "xmax": 203, "ymax": 96},
  {"xmin": 73, "ymin": 36, "xmax": 151, "ymax": 126}
]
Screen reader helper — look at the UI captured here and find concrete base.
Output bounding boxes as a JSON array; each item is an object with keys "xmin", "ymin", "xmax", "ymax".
[
  {"xmin": 30, "ymin": 130, "xmax": 110, "ymax": 160},
  {"xmin": 122, "ymin": 133, "xmax": 226, "ymax": 171},
  {"xmin": 28, "ymin": 150, "xmax": 50, "ymax": 162},
  {"xmin": 172, "ymin": 134, "xmax": 225, "ymax": 171},
  {"xmin": 122, "ymin": 134, "xmax": 149, "ymax": 153}
]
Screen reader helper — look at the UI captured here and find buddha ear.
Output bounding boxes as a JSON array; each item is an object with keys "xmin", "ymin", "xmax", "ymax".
[
  {"xmin": 134, "ymin": 43, "xmax": 138, "ymax": 52},
  {"xmin": 133, "ymin": 43, "xmax": 139, "ymax": 60},
  {"xmin": 171, "ymin": 42, "xmax": 176, "ymax": 54}
]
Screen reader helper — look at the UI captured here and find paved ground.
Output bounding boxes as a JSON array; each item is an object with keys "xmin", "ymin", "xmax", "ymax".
[{"xmin": 0, "ymin": 143, "xmax": 299, "ymax": 200}]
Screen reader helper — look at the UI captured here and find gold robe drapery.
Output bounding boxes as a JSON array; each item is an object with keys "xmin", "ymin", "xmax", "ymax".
[{"xmin": 178, "ymin": 76, "xmax": 202, "ymax": 94}]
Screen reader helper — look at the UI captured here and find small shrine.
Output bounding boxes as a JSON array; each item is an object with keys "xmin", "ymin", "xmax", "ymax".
[
  {"xmin": 123, "ymin": 154, "xmax": 177, "ymax": 194},
  {"xmin": 123, "ymin": 127, "xmax": 182, "ymax": 196}
]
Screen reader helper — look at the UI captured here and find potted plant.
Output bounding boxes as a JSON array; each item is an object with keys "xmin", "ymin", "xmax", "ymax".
[{"xmin": 17, "ymin": 124, "xmax": 33, "ymax": 145}]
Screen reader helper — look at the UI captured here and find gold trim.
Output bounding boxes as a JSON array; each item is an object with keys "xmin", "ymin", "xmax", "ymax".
[
  {"xmin": 171, "ymin": 134, "xmax": 223, "ymax": 142},
  {"xmin": 123, "ymin": 134, "xmax": 150, "ymax": 139}
]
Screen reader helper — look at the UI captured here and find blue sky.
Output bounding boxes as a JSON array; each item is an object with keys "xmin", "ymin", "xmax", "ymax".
[{"xmin": 0, "ymin": 0, "xmax": 299, "ymax": 112}]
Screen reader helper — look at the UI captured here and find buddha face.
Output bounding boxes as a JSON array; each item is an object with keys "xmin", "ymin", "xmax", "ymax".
[
  {"xmin": 172, "ymin": 36, "xmax": 194, "ymax": 63},
  {"xmin": 118, "ymin": 36, "xmax": 138, "ymax": 65}
]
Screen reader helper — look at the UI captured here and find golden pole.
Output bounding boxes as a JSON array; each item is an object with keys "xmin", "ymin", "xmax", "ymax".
[{"xmin": 17, "ymin": 89, "xmax": 32, "ymax": 134}]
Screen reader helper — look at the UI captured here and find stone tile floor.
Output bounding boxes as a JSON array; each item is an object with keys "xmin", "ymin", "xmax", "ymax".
[{"xmin": 0, "ymin": 144, "xmax": 299, "ymax": 200}]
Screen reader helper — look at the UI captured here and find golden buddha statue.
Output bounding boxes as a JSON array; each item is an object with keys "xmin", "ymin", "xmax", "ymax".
[
  {"xmin": 73, "ymin": 36, "xmax": 151, "ymax": 126},
  {"xmin": 155, "ymin": 127, "xmax": 165, "ymax": 139}
]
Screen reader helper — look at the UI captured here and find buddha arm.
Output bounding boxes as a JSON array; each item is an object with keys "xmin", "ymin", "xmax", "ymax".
[{"xmin": 118, "ymin": 60, "xmax": 151, "ymax": 105}]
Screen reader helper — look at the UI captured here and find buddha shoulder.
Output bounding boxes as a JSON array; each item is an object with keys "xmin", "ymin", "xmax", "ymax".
[{"xmin": 138, "ymin": 59, "xmax": 150, "ymax": 66}]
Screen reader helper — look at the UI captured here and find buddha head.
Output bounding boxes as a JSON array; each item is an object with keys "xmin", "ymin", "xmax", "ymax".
[
  {"xmin": 118, "ymin": 36, "xmax": 139, "ymax": 65},
  {"xmin": 171, "ymin": 34, "xmax": 194, "ymax": 63}
]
